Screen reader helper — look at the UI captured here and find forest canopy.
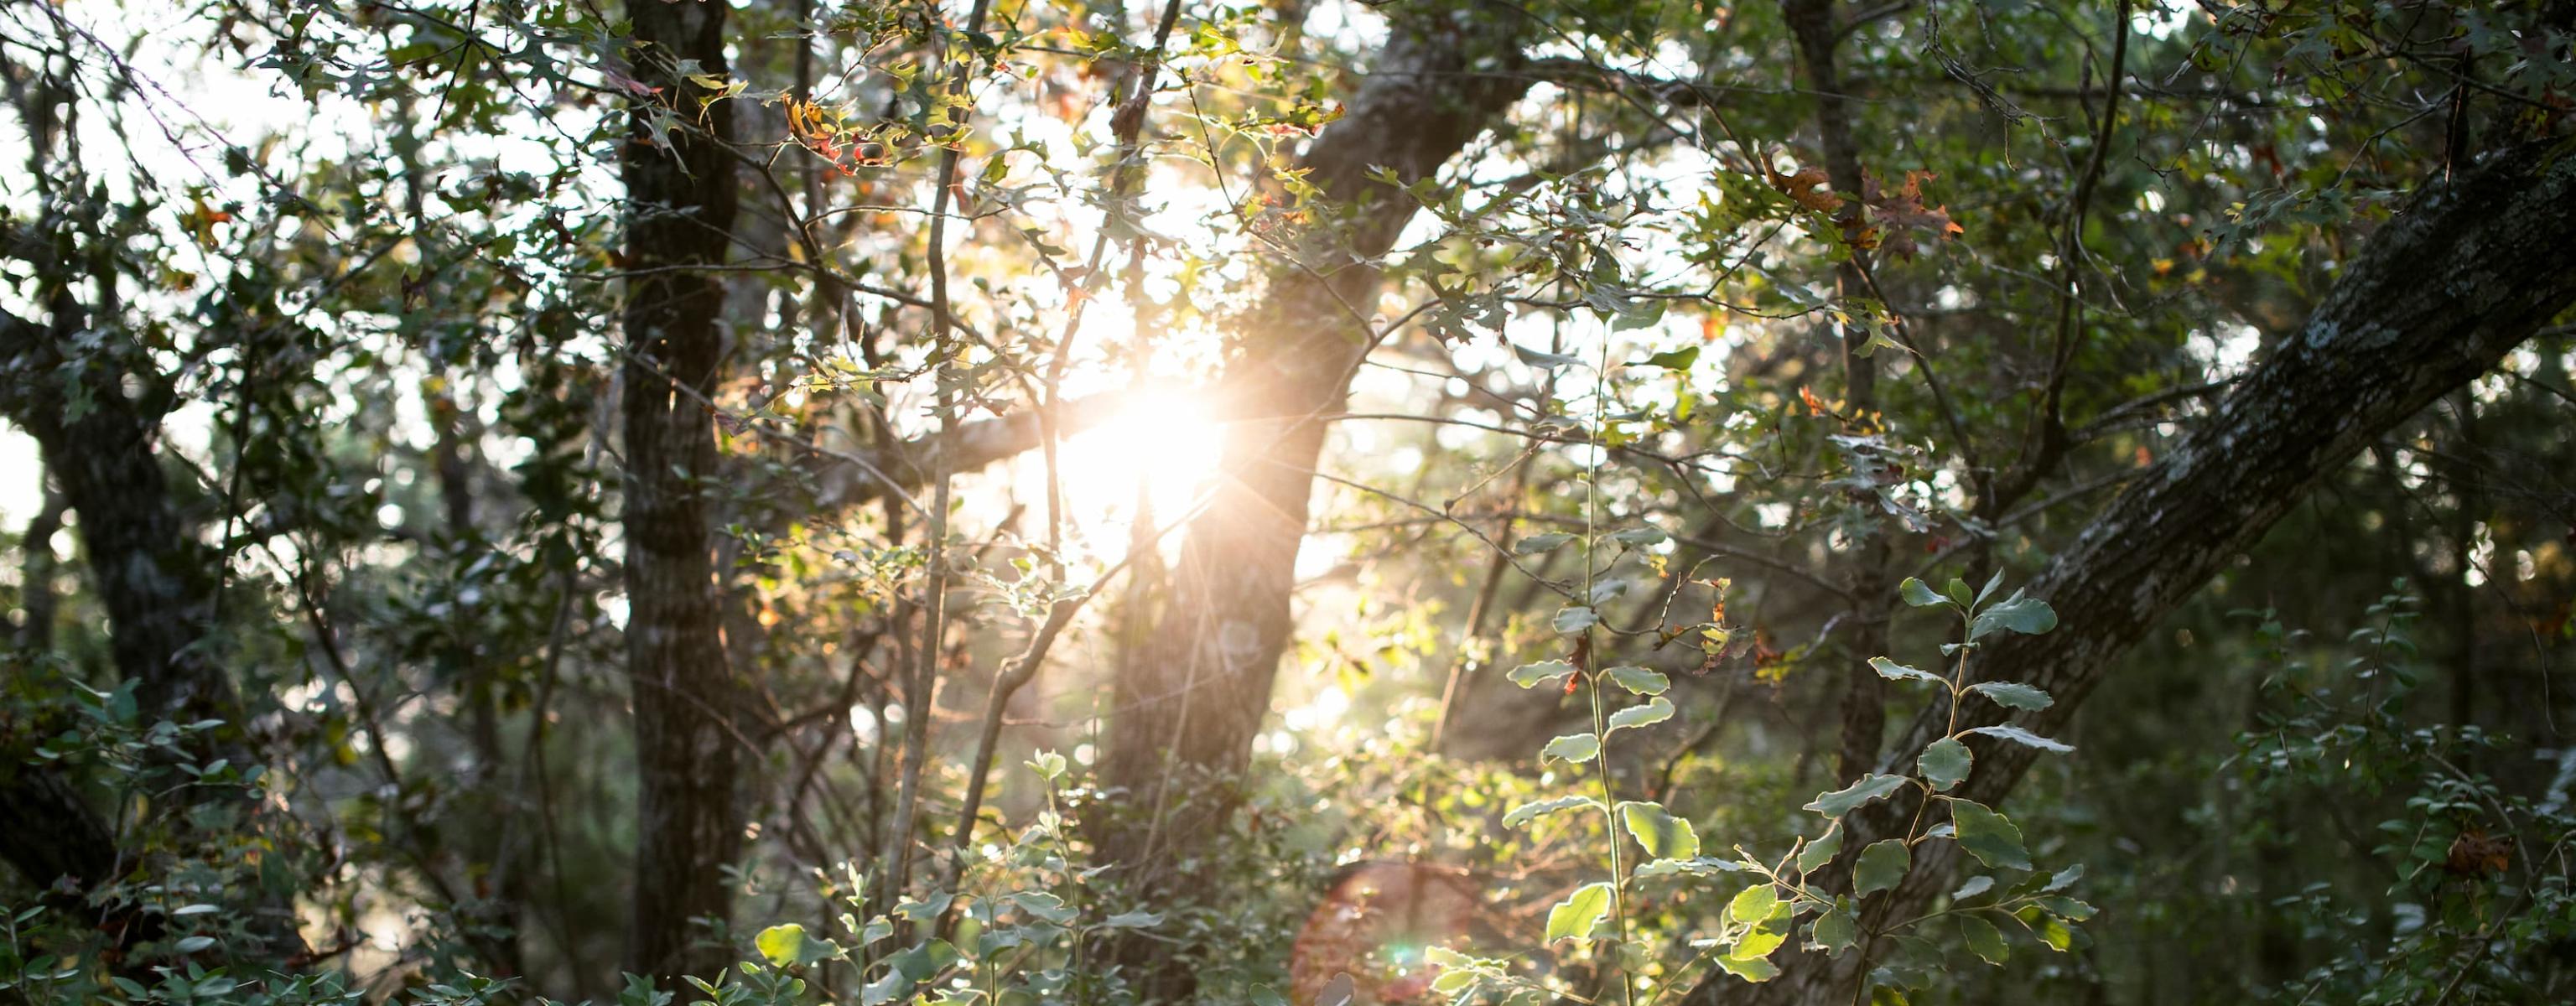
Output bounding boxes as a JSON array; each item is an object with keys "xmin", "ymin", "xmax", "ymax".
[{"xmin": 2, "ymin": 1, "xmax": 2573, "ymax": 1005}]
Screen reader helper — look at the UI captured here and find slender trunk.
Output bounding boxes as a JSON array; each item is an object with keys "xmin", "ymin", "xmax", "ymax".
[
  {"xmin": 1781, "ymin": 0, "xmax": 1893, "ymax": 783},
  {"xmin": 2441, "ymin": 389, "xmax": 2482, "ymax": 734},
  {"xmin": 617, "ymin": 0, "xmax": 746, "ymax": 985}
]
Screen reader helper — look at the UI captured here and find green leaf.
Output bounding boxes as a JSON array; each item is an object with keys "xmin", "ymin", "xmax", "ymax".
[
  {"xmin": 1727, "ymin": 884, "xmax": 1780, "ymax": 926},
  {"xmin": 1612, "ymin": 300, "xmax": 1668, "ymax": 333},
  {"xmin": 1604, "ymin": 665, "xmax": 1669, "ymax": 695},
  {"xmin": 755, "ymin": 923, "xmax": 843, "ymax": 967},
  {"xmin": 1250, "ymin": 985, "xmax": 1291, "ymax": 1006},
  {"xmin": 1504, "ymin": 794, "xmax": 1602, "ymax": 828},
  {"xmin": 1804, "ymin": 773, "xmax": 1909, "ymax": 818},
  {"xmin": 1898, "ymin": 577, "xmax": 1950, "ymax": 607},
  {"xmin": 1968, "ymin": 593, "xmax": 2057, "ymax": 639},
  {"xmin": 1545, "ymin": 882, "xmax": 1614, "ymax": 942},
  {"xmin": 1540, "ymin": 733, "xmax": 1602, "ymax": 765},
  {"xmin": 1612, "ymin": 525, "xmax": 1670, "ymax": 546},
  {"xmin": 1797, "ymin": 822, "xmax": 1843, "ymax": 874},
  {"xmin": 1514, "ymin": 532, "xmax": 1576, "ymax": 555},
  {"xmin": 1729, "ymin": 900, "xmax": 1794, "ymax": 962},
  {"xmin": 1010, "ymin": 891, "xmax": 1077, "ymax": 925},
  {"xmin": 1868, "ymin": 656, "xmax": 1943, "ymax": 683},
  {"xmin": 1515, "ymin": 344, "xmax": 1584, "ymax": 370},
  {"xmin": 1638, "ymin": 346, "xmax": 1700, "ymax": 371},
  {"xmin": 1553, "ymin": 605, "xmax": 1599, "ymax": 634},
  {"xmin": 1607, "ymin": 696, "xmax": 1674, "ymax": 734},
  {"xmin": 894, "ymin": 892, "xmax": 953, "ymax": 921},
  {"xmin": 1965, "ymin": 681, "xmax": 2054, "ymax": 710},
  {"xmin": 1853, "ymin": 839, "xmax": 1910, "ymax": 897},
  {"xmin": 888, "ymin": 938, "xmax": 960, "ymax": 982},
  {"xmin": 1102, "ymin": 910, "xmax": 1164, "ymax": 928},
  {"xmin": 1508, "ymin": 661, "xmax": 1576, "ymax": 690},
  {"xmin": 2038, "ymin": 895, "xmax": 2096, "ymax": 921},
  {"xmin": 865, "ymin": 936, "xmax": 958, "ymax": 1006},
  {"xmin": 1948, "ymin": 800, "xmax": 2033, "ymax": 871},
  {"xmin": 1918, "ymin": 737, "xmax": 1972, "ymax": 791},
  {"xmin": 1808, "ymin": 898, "xmax": 1859, "ymax": 955},
  {"xmin": 1716, "ymin": 953, "xmax": 1780, "ymax": 983},
  {"xmin": 2044, "ymin": 864, "xmax": 2085, "ymax": 892},
  {"xmin": 1962, "ymin": 724, "xmax": 2074, "ymax": 753},
  {"xmin": 1633, "ymin": 857, "xmax": 1755, "ymax": 879},
  {"xmin": 1960, "ymin": 914, "xmax": 2009, "ymax": 965},
  {"xmin": 1953, "ymin": 875, "xmax": 1995, "ymax": 900},
  {"xmin": 1027, "ymin": 749, "xmax": 1067, "ymax": 780},
  {"xmin": 1618, "ymin": 801, "xmax": 1700, "ymax": 860},
  {"xmin": 2033, "ymin": 912, "xmax": 2076, "ymax": 952}
]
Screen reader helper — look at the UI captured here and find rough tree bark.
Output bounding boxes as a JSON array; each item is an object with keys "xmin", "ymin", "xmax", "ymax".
[
  {"xmin": 1779, "ymin": 0, "xmax": 1894, "ymax": 784},
  {"xmin": 1090, "ymin": 5, "xmax": 1534, "ymax": 998},
  {"xmin": 1694, "ymin": 139, "xmax": 2576, "ymax": 1006},
  {"xmin": 617, "ymin": 0, "xmax": 749, "ymax": 985}
]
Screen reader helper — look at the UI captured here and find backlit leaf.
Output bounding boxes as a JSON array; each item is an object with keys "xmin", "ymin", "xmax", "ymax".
[
  {"xmin": 1607, "ymin": 696, "xmax": 1673, "ymax": 734},
  {"xmin": 1504, "ymin": 794, "xmax": 1601, "ymax": 828},
  {"xmin": 1545, "ymin": 882, "xmax": 1613, "ymax": 942},
  {"xmin": 1540, "ymin": 733, "xmax": 1601, "ymax": 765},
  {"xmin": 1605, "ymin": 665, "xmax": 1669, "ymax": 695},
  {"xmin": 1618, "ymin": 800, "xmax": 1700, "ymax": 860},
  {"xmin": 1508, "ymin": 661, "xmax": 1576, "ymax": 690},
  {"xmin": 1727, "ymin": 884, "xmax": 1780, "ymax": 926}
]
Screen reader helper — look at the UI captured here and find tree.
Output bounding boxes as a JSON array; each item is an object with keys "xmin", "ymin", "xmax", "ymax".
[
  {"xmin": 615, "ymin": 0, "xmax": 751, "ymax": 985},
  {"xmin": 1088, "ymin": 6, "xmax": 1534, "ymax": 993}
]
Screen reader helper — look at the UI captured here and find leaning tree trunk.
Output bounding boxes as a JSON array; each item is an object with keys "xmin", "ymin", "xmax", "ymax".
[
  {"xmin": 617, "ymin": 0, "xmax": 748, "ymax": 986},
  {"xmin": 1090, "ymin": 6, "xmax": 1533, "ymax": 998},
  {"xmin": 1696, "ymin": 139, "xmax": 2576, "ymax": 1006}
]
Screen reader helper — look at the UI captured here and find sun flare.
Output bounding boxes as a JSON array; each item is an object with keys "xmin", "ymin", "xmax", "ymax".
[{"xmin": 1047, "ymin": 386, "xmax": 1227, "ymax": 549}]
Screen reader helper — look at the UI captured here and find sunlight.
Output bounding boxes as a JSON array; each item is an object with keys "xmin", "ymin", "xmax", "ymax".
[{"xmin": 1049, "ymin": 385, "xmax": 1226, "ymax": 552}]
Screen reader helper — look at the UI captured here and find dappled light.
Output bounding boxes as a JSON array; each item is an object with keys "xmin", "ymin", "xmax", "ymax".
[{"xmin": 2, "ymin": 2, "xmax": 2572, "ymax": 1005}]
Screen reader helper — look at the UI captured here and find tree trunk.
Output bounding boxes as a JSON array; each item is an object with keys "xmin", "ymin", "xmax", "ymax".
[
  {"xmin": 1090, "ymin": 6, "xmax": 1534, "ymax": 998},
  {"xmin": 1780, "ymin": 0, "xmax": 1893, "ymax": 784},
  {"xmin": 617, "ymin": 0, "xmax": 748, "ymax": 986},
  {"xmin": 1697, "ymin": 139, "xmax": 2576, "ymax": 1006}
]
